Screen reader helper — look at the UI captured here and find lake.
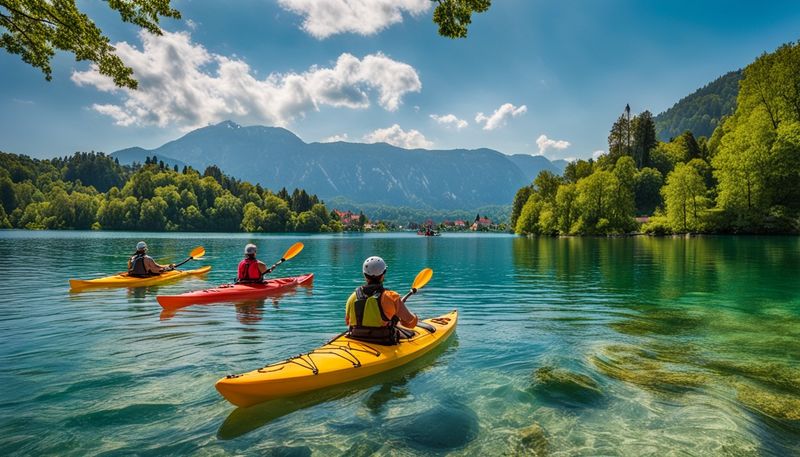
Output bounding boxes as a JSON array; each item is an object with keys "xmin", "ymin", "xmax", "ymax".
[{"xmin": 0, "ymin": 231, "xmax": 798, "ymax": 456}]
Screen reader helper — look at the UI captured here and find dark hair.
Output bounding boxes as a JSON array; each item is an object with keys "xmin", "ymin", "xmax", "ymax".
[{"xmin": 364, "ymin": 273, "xmax": 384, "ymax": 284}]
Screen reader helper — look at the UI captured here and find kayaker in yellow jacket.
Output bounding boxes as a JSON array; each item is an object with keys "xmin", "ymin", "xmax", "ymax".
[
  {"xmin": 345, "ymin": 256, "xmax": 418, "ymax": 344},
  {"xmin": 128, "ymin": 241, "xmax": 174, "ymax": 277}
]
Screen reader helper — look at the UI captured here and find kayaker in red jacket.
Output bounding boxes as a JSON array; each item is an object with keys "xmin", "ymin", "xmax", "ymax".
[
  {"xmin": 236, "ymin": 243, "xmax": 268, "ymax": 283},
  {"xmin": 345, "ymin": 256, "xmax": 419, "ymax": 344},
  {"xmin": 128, "ymin": 241, "xmax": 173, "ymax": 277}
]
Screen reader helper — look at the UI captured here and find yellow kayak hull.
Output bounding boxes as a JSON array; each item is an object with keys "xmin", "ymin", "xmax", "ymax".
[
  {"xmin": 69, "ymin": 266, "xmax": 212, "ymax": 291},
  {"xmin": 216, "ymin": 310, "xmax": 458, "ymax": 407}
]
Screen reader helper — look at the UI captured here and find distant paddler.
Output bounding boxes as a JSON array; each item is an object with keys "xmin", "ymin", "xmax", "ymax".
[
  {"xmin": 236, "ymin": 242, "xmax": 305, "ymax": 284},
  {"xmin": 128, "ymin": 241, "xmax": 174, "ymax": 277}
]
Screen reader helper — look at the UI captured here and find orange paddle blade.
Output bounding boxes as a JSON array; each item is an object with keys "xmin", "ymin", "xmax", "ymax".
[
  {"xmin": 189, "ymin": 246, "xmax": 205, "ymax": 259},
  {"xmin": 282, "ymin": 242, "xmax": 304, "ymax": 260},
  {"xmin": 412, "ymin": 268, "xmax": 433, "ymax": 290}
]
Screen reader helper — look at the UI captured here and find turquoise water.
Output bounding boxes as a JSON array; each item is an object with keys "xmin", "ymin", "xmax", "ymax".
[{"xmin": 0, "ymin": 231, "xmax": 799, "ymax": 456}]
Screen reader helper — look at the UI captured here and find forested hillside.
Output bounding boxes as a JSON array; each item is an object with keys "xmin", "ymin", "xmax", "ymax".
[
  {"xmin": 513, "ymin": 42, "xmax": 800, "ymax": 235},
  {"xmin": 0, "ymin": 152, "xmax": 341, "ymax": 232},
  {"xmin": 655, "ymin": 70, "xmax": 742, "ymax": 141}
]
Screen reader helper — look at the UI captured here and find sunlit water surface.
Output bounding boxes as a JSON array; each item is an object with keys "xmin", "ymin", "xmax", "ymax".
[{"xmin": 0, "ymin": 231, "xmax": 798, "ymax": 456}]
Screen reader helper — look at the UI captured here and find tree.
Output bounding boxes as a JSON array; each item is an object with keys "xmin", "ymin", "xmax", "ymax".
[
  {"xmin": 0, "ymin": 0, "xmax": 180, "ymax": 89},
  {"xmin": 608, "ymin": 113, "xmax": 631, "ymax": 163},
  {"xmin": 533, "ymin": 170, "xmax": 562, "ymax": 204},
  {"xmin": 633, "ymin": 167, "xmax": 663, "ymax": 215},
  {"xmin": 510, "ymin": 185, "xmax": 532, "ymax": 229},
  {"xmin": 631, "ymin": 110, "xmax": 657, "ymax": 168},
  {"xmin": 662, "ymin": 163, "xmax": 708, "ymax": 232},
  {"xmin": 432, "ymin": 0, "xmax": 491, "ymax": 38}
]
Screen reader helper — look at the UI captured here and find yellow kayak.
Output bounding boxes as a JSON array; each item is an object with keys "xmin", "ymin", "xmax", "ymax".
[
  {"xmin": 69, "ymin": 266, "xmax": 212, "ymax": 291},
  {"xmin": 216, "ymin": 310, "xmax": 458, "ymax": 407}
]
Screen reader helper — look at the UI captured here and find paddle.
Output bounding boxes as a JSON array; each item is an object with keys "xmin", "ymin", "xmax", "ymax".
[
  {"xmin": 402, "ymin": 267, "xmax": 433, "ymax": 302},
  {"xmin": 328, "ymin": 267, "xmax": 434, "ymax": 344},
  {"xmin": 264, "ymin": 242, "xmax": 304, "ymax": 275},
  {"xmin": 167, "ymin": 246, "xmax": 205, "ymax": 271}
]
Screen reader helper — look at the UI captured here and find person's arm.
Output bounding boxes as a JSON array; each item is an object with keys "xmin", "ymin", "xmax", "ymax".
[
  {"xmin": 257, "ymin": 261, "xmax": 269, "ymax": 276},
  {"xmin": 145, "ymin": 256, "xmax": 173, "ymax": 273},
  {"xmin": 345, "ymin": 293, "xmax": 356, "ymax": 326},
  {"xmin": 386, "ymin": 291, "xmax": 418, "ymax": 328}
]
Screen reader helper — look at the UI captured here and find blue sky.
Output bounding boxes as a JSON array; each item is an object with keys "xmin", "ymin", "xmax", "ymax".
[{"xmin": 1, "ymin": 0, "xmax": 799, "ymax": 160}]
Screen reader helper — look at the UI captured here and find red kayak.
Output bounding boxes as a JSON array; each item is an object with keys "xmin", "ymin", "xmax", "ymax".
[{"xmin": 156, "ymin": 273, "xmax": 314, "ymax": 309}]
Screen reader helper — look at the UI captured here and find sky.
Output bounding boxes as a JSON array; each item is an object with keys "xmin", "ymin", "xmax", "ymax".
[{"xmin": 1, "ymin": 0, "xmax": 799, "ymax": 161}]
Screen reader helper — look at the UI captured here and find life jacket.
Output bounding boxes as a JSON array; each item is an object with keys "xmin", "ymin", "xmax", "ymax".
[
  {"xmin": 128, "ymin": 252, "xmax": 156, "ymax": 277},
  {"xmin": 237, "ymin": 257, "xmax": 262, "ymax": 283},
  {"xmin": 346, "ymin": 284, "xmax": 399, "ymax": 345}
]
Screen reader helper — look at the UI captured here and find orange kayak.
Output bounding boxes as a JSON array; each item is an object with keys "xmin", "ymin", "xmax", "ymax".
[{"xmin": 156, "ymin": 273, "xmax": 314, "ymax": 309}]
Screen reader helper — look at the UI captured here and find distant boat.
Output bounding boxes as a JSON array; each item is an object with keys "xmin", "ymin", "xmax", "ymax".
[{"xmin": 416, "ymin": 230, "xmax": 441, "ymax": 237}]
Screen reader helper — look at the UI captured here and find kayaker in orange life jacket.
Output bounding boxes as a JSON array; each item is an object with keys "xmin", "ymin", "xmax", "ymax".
[
  {"xmin": 236, "ymin": 243, "xmax": 269, "ymax": 283},
  {"xmin": 128, "ymin": 241, "xmax": 174, "ymax": 277},
  {"xmin": 345, "ymin": 256, "xmax": 419, "ymax": 345}
]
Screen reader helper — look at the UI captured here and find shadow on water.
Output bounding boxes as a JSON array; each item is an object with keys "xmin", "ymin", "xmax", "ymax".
[
  {"xmin": 217, "ymin": 336, "xmax": 458, "ymax": 440},
  {"xmin": 158, "ymin": 283, "xmax": 313, "ymax": 321}
]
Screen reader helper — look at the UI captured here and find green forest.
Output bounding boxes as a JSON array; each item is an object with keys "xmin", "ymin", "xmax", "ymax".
[
  {"xmin": 513, "ymin": 41, "xmax": 800, "ymax": 236},
  {"xmin": 654, "ymin": 70, "xmax": 741, "ymax": 141},
  {"xmin": 0, "ymin": 153, "xmax": 343, "ymax": 232}
]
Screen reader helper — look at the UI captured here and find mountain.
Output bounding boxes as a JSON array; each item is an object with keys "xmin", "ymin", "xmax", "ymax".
[
  {"xmin": 112, "ymin": 147, "xmax": 186, "ymax": 169},
  {"xmin": 654, "ymin": 70, "xmax": 742, "ymax": 142},
  {"xmin": 111, "ymin": 121, "xmax": 561, "ymax": 209},
  {"xmin": 506, "ymin": 154, "xmax": 564, "ymax": 182}
]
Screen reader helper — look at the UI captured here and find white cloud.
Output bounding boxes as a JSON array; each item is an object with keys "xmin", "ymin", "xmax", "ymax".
[
  {"xmin": 592, "ymin": 150, "xmax": 605, "ymax": 159},
  {"xmin": 430, "ymin": 113, "xmax": 468, "ymax": 129},
  {"xmin": 536, "ymin": 134, "xmax": 571, "ymax": 155},
  {"xmin": 363, "ymin": 124, "xmax": 432, "ymax": 149},
  {"xmin": 277, "ymin": 0, "xmax": 430, "ymax": 39},
  {"xmin": 474, "ymin": 103, "xmax": 527, "ymax": 130},
  {"xmin": 71, "ymin": 31, "xmax": 421, "ymax": 129},
  {"xmin": 185, "ymin": 19, "xmax": 198, "ymax": 30},
  {"xmin": 322, "ymin": 133, "xmax": 350, "ymax": 142}
]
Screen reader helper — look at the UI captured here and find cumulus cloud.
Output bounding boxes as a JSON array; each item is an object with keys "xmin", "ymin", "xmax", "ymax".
[
  {"xmin": 536, "ymin": 134, "xmax": 571, "ymax": 155},
  {"xmin": 474, "ymin": 103, "xmax": 527, "ymax": 130},
  {"xmin": 71, "ymin": 30, "xmax": 421, "ymax": 129},
  {"xmin": 277, "ymin": 0, "xmax": 430, "ymax": 39},
  {"xmin": 322, "ymin": 133, "xmax": 350, "ymax": 142},
  {"xmin": 429, "ymin": 113, "xmax": 468, "ymax": 129},
  {"xmin": 363, "ymin": 124, "xmax": 433, "ymax": 149},
  {"xmin": 592, "ymin": 150, "xmax": 605, "ymax": 159}
]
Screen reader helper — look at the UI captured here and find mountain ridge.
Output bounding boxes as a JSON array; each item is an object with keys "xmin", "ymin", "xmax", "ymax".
[{"xmin": 111, "ymin": 122, "xmax": 564, "ymax": 210}]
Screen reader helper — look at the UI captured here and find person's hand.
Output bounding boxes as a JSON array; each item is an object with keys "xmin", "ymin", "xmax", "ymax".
[{"xmin": 168, "ymin": 263, "xmax": 176, "ymax": 270}]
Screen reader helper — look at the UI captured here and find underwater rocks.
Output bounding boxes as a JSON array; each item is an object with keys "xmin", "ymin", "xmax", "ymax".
[
  {"xmin": 512, "ymin": 422, "xmax": 550, "ymax": 456},
  {"xmin": 735, "ymin": 383, "xmax": 800, "ymax": 421},
  {"xmin": 529, "ymin": 367, "xmax": 604, "ymax": 406},
  {"xmin": 590, "ymin": 344, "xmax": 709, "ymax": 393}
]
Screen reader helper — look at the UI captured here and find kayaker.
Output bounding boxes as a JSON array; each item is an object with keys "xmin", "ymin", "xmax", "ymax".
[
  {"xmin": 345, "ymin": 256, "xmax": 419, "ymax": 345},
  {"xmin": 128, "ymin": 241, "xmax": 174, "ymax": 277},
  {"xmin": 236, "ymin": 243, "xmax": 269, "ymax": 283}
]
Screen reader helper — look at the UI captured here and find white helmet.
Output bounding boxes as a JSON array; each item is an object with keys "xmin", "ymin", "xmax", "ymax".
[
  {"xmin": 362, "ymin": 256, "xmax": 387, "ymax": 277},
  {"xmin": 244, "ymin": 243, "xmax": 257, "ymax": 255},
  {"xmin": 136, "ymin": 241, "xmax": 147, "ymax": 252}
]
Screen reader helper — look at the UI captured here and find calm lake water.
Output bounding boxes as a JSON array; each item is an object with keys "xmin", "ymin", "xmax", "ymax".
[{"xmin": 0, "ymin": 231, "xmax": 798, "ymax": 456}]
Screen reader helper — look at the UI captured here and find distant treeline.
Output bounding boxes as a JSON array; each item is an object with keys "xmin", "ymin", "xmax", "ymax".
[
  {"xmin": 326, "ymin": 197, "xmax": 511, "ymax": 226},
  {"xmin": 513, "ymin": 41, "xmax": 800, "ymax": 235},
  {"xmin": 0, "ymin": 152, "xmax": 343, "ymax": 232}
]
